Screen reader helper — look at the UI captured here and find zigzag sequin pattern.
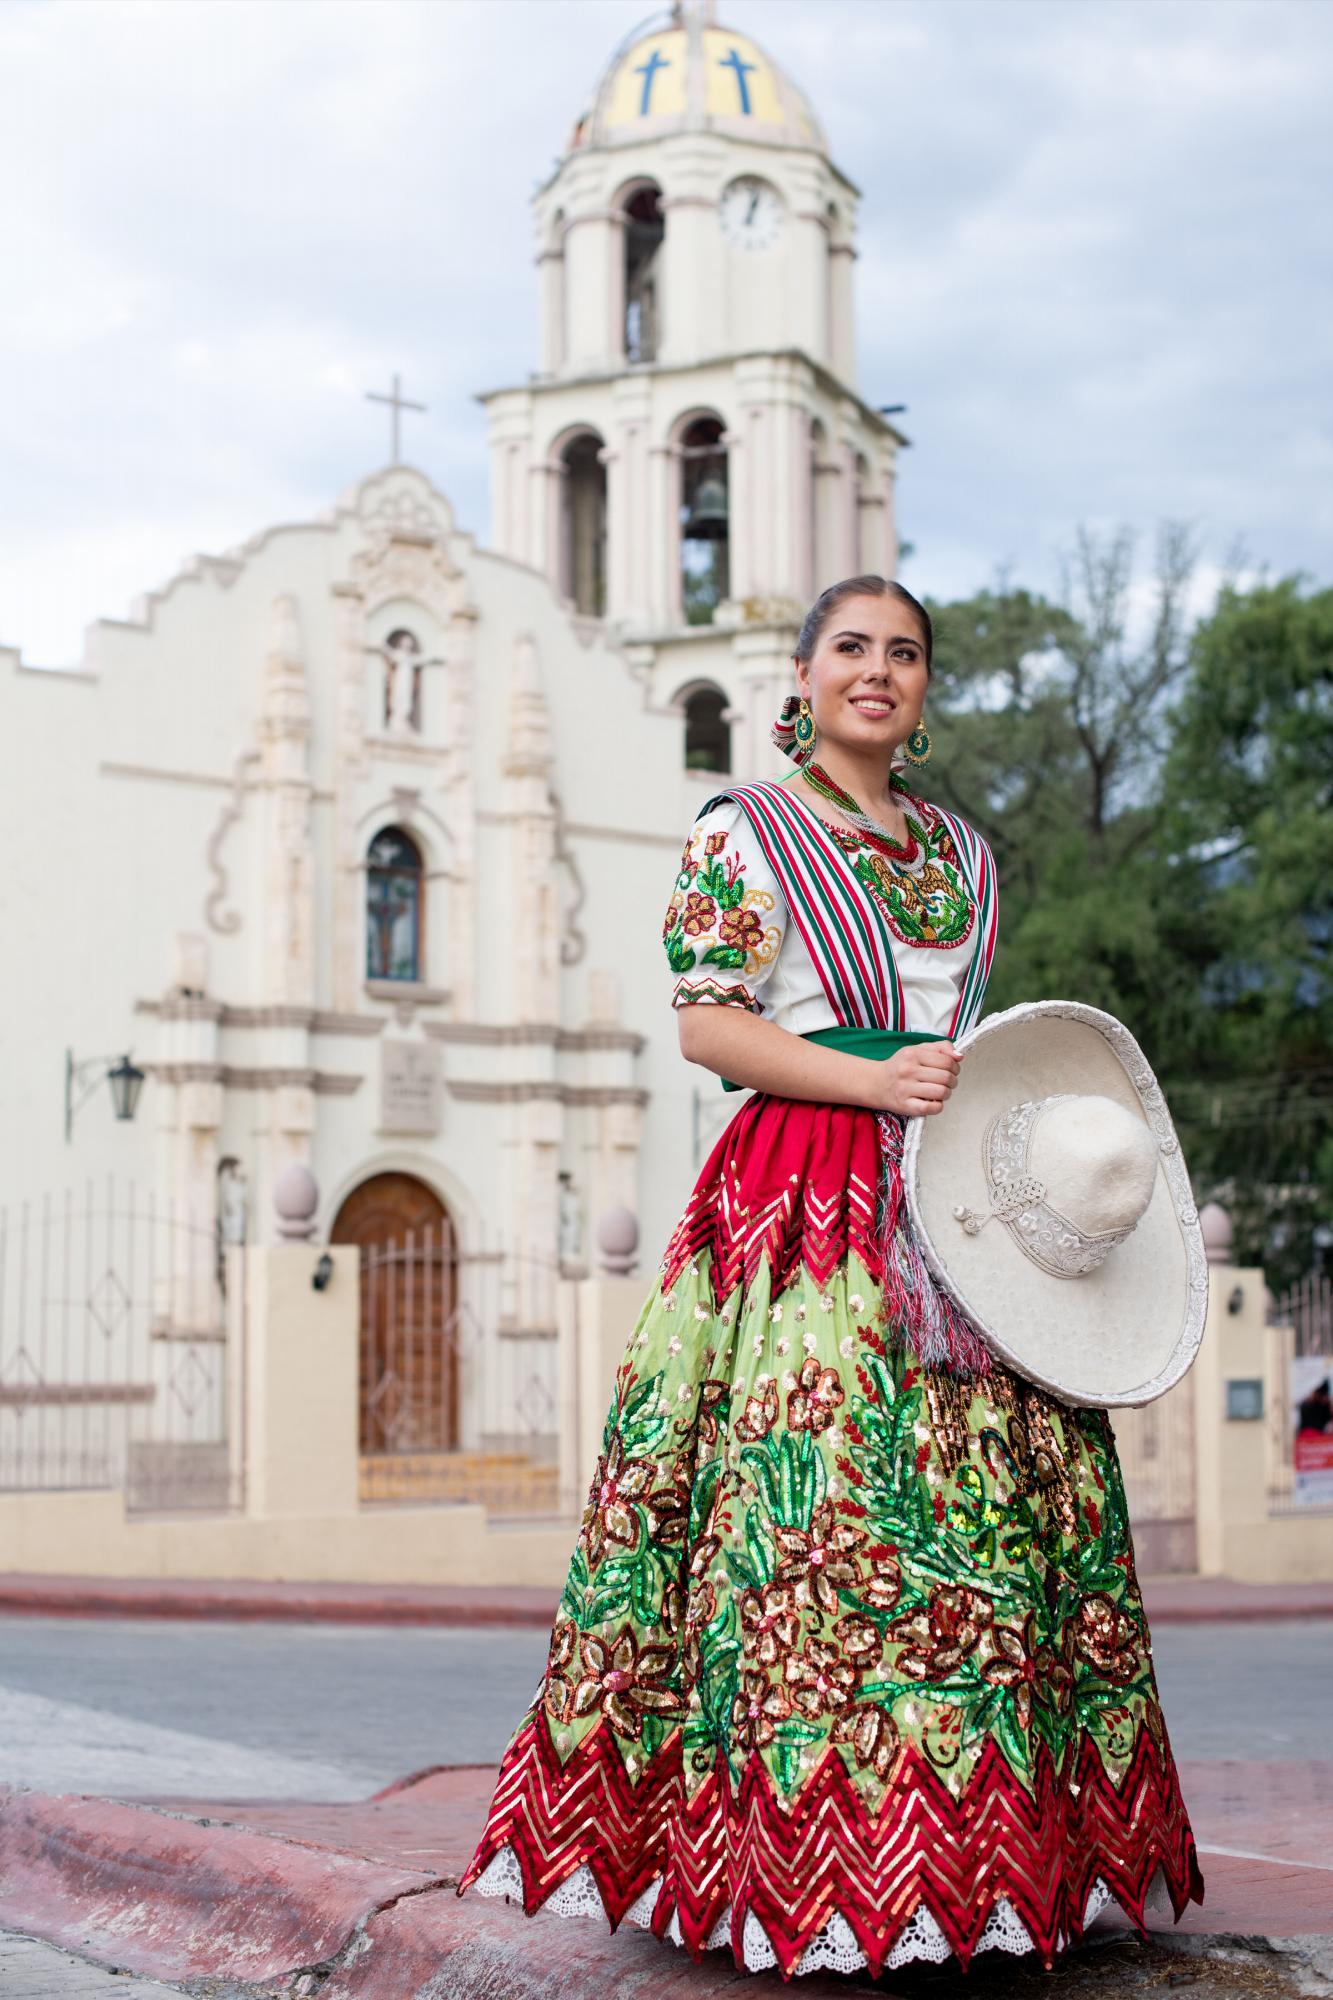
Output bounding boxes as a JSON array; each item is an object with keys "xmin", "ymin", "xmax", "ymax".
[
  {"xmin": 661, "ymin": 1094, "xmax": 883, "ymax": 1302},
  {"xmin": 459, "ymin": 1709, "xmax": 1203, "ymax": 1979}
]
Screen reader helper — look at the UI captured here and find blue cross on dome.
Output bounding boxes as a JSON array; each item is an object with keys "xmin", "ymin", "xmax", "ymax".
[
  {"xmin": 718, "ymin": 44, "xmax": 757, "ymax": 115},
  {"xmin": 634, "ymin": 46, "xmax": 670, "ymax": 115}
]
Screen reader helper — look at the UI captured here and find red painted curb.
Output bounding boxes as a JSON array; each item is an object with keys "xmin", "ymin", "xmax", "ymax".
[
  {"xmin": 0, "ymin": 1577, "xmax": 561, "ymax": 1627},
  {"xmin": 3, "ymin": 1776, "xmax": 1329, "ymax": 1995},
  {"xmin": 0, "ymin": 1785, "xmax": 443, "ymax": 1985},
  {"xmin": 3, "ymin": 1570, "xmax": 1333, "ymax": 1628}
]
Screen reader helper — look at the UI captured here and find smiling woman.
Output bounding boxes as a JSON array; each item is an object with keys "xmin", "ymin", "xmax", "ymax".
[{"xmin": 459, "ymin": 572, "xmax": 1202, "ymax": 1978}]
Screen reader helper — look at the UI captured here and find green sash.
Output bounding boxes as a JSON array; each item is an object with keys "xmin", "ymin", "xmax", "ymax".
[{"xmin": 721, "ymin": 1026, "xmax": 947, "ymax": 1093}]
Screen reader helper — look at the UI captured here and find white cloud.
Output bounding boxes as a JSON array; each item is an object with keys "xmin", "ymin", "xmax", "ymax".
[{"xmin": 0, "ymin": 0, "xmax": 1329, "ymax": 664}]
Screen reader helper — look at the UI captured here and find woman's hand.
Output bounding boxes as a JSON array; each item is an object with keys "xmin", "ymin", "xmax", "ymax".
[{"xmin": 870, "ymin": 1041, "xmax": 963, "ymax": 1118}]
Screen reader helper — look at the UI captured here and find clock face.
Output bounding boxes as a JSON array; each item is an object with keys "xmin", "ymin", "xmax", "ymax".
[{"xmin": 718, "ymin": 177, "xmax": 784, "ymax": 252}]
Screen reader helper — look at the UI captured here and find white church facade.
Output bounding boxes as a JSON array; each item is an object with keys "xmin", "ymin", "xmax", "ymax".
[{"xmin": 0, "ymin": 1, "xmax": 902, "ymax": 1496}]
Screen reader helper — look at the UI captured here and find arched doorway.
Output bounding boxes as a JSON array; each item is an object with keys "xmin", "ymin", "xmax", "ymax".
[{"xmin": 331, "ymin": 1172, "xmax": 458, "ymax": 1463}]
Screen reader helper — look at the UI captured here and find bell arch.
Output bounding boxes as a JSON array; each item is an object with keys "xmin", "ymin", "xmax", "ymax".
[
  {"xmin": 676, "ymin": 678, "xmax": 732, "ymax": 774},
  {"xmin": 616, "ymin": 177, "xmax": 664, "ymax": 364},
  {"xmin": 554, "ymin": 426, "xmax": 608, "ymax": 616},
  {"xmin": 675, "ymin": 410, "xmax": 730, "ymax": 627}
]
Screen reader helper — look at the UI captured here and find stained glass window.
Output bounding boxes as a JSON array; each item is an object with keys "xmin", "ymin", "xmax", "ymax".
[{"xmin": 366, "ymin": 828, "xmax": 423, "ymax": 982}]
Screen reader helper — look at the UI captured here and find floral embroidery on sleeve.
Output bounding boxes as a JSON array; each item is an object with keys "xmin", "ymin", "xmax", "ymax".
[{"xmin": 662, "ymin": 810, "xmax": 781, "ymax": 1009}]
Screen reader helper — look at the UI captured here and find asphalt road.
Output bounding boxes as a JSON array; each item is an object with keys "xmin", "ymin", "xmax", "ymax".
[{"xmin": 1, "ymin": 1612, "xmax": 1329, "ymax": 1803}]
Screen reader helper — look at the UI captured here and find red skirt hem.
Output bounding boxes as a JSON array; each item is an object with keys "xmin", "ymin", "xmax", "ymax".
[{"xmin": 459, "ymin": 1707, "xmax": 1204, "ymax": 1979}]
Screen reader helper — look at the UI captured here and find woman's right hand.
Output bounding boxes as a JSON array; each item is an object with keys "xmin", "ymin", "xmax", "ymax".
[{"xmin": 871, "ymin": 1042, "xmax": 963, "ymax": 1118}]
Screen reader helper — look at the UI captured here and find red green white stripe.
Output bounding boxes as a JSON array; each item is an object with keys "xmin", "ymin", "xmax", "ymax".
[
  {"xmin": 930, "ymin": 803, "xmax": 999, "ymax": 1035},
  {"xmin": 705, "ymin": 779, "xmax": 997, "ymax": 1036}
]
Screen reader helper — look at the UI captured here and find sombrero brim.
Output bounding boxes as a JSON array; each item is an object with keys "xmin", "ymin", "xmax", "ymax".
[{"xmin": 903, "ymin": 1001, "xmax": 1209, "ymax": 1408}]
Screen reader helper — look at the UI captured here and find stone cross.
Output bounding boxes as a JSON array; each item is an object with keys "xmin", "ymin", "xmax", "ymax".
[{"xmin": 366, "ymin": 374, "xmax": 427, "ymax": 465}]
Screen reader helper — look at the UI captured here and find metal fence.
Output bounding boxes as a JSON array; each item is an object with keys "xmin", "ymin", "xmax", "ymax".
[
  {"xmin": 1268, "ymin": 1272, "xmax": 1333, "ymax": 1514},
  {"xmin": 357, "ymin": 1226, "xmax": 569, "ymax": 1519},
  {"xmin": 0, "ymin": 1182, "xmax": 242, "ymax": 1513}
]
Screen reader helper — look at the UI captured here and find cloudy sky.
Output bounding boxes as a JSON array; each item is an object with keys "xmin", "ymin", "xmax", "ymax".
[{"xmin": 2, "ymin": 0, "xmax": 1329, "ymax": 665}]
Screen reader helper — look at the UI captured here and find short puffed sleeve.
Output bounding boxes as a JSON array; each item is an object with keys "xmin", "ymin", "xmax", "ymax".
[{"xmin": 660, "ymin": 797, "xmax": 786, "ymax": 1011}]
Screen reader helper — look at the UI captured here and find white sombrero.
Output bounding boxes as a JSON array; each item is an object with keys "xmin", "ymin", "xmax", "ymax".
[{"xmin": 903, "ymin": 1001, "xmax": 1209, "ymax": 1408}]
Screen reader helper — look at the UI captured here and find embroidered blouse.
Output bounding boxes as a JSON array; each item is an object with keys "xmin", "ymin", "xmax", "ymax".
[{"xmin": 662, "ymin": 781, "xmax": 989, "ymax": 1039}]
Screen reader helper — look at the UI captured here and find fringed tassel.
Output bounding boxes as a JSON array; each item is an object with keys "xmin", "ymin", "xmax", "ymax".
[{"xmin": 874, "ymin": 1112, "xmax": 991, "ymax": 1379}]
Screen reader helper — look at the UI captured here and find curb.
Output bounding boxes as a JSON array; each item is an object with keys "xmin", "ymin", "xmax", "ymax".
[
  {"xmin": 3, "ymin": 1780, "xmax": 1331, "ymax": 1998},
  {"xmin": 0, "ymin": 1785, "xmax": 444, "ymax": 1987},
  {"xmin": 0, "ymin": 1576, "xmax": 561, "ymax": 1628},
  {"xmin": 3, "ymin": 1572, "xmax": 1333, "ymax": 1627}
]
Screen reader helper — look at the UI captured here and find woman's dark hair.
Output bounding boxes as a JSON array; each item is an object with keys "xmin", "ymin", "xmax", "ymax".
[{"xmin": 794, "ymin": 575, "xmax": 933, "ymax": 672}]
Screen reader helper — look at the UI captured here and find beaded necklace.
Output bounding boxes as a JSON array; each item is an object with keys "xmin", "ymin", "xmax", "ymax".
[{"xmin": 799, "ymin": 759, "xmax": 925, "ymax": 864}]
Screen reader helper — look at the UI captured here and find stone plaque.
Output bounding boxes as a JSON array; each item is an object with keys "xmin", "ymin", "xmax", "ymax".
[{"xmin": 379, "ymin": 1039, "xmax": 441, "ymax": 1135}]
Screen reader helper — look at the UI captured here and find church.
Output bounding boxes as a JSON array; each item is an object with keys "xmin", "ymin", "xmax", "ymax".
[{"xmin": 0, "ymin": 0, "xmax": 902, "ymax": 1498}]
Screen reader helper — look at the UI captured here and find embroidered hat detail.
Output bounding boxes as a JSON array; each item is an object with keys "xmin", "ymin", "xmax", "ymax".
[{"xmin": 952, "ymin": 1093, "xmax": 1160, "ymax": 1279}]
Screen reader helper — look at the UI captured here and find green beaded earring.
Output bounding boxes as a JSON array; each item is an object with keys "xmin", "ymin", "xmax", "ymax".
[
  {"xmin": 794, "ymin": 696, "xmax": 817, "ymax": 756},
  {"xmin": 902, "ymin": 722, "xmax": 932, "ymax": 766}
]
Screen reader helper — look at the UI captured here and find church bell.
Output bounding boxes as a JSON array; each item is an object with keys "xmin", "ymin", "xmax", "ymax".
[{"xmin": 683, "ymin": 474, "xmax": 729, "ymax": 541}]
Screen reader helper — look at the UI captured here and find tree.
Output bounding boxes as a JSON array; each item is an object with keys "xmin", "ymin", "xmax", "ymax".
[
  {"xmin": 1158, "ymin": 578, "xmax": 1333, "ymax": 1284},
  {"xmin": 920, "ymin": 545, "xmax": 1332, "ymax": 1283},
  {"xmin": 921, "ymin": 526, "xmax": 1209, "ymax": 1051}
]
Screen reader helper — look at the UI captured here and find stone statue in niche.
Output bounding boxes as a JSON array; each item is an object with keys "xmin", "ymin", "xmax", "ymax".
[
  {"xmin": 374, "ymin": 627, "xmax": 443, "ymax": 735},
  {"xmin": 558, "ymin": 1170, "xmax": 584, "ymax": 1267}
]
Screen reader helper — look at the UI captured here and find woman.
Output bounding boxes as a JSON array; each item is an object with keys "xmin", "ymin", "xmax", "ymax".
[{"xmin": 460, "ymin": 574, "xmax": 1203, "ymax": 1977}]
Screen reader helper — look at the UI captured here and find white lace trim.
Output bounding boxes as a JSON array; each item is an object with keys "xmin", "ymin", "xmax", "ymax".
[{"xmin": 473, "ymin": 1843, "xmax": 1125, "ymax": 1975}]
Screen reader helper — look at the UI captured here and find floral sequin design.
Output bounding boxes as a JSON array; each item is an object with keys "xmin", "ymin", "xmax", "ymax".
[
  {"xmin": 823, "ymin": 803, "xmax": 974, "ymax": 951},
  {"xmin": 663, "ymin": 824, "xmax": 779, "ymax": 981}
]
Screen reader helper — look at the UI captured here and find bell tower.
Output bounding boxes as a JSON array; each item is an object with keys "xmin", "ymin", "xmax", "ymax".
[{"xmin": 479, "ymin": 0, "xmax": 905, "ymax": 781}]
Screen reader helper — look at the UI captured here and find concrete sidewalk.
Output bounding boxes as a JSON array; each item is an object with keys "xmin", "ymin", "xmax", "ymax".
[
  {"xmin": 3, "ymin": 1568, "xmax": 1333, "ymax": 1626},
  {"xmin": 2, "ymin": 1760, "xmax": 1330, "ymax": 1998}
]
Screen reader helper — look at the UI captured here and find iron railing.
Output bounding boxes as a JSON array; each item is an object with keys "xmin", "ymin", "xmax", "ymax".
[
  {"xmin": 1269, "ymin": 1271, "xmax": 1333, "ymax": 1514},
  {"xmin": 0, "ymin": 1182, "xmax": 242, "ymax": 1513}
]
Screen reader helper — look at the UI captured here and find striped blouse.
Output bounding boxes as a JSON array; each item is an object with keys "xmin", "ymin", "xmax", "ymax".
[{"xmin": 661, "ymin": 782, "xmax": 992, "ymax": 1040}]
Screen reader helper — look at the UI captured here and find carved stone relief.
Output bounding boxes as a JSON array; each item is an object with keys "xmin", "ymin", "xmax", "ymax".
[{"xmin": 203, "ymin": 749, "xmax": 260, "ymax": 935}]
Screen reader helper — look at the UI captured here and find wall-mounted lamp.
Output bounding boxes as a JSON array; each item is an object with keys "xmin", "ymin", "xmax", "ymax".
[
  {"xmin": 65, "ymin": 1049, "xmax": 146, "ymax": 1143},
  {"xmin": 312, "ymin": 1253, "xmax": 335, "ymax": 1292},
  {"xmin": 1227, "ymin": 1285, "xmax": 1245, "ymax": 1316}
]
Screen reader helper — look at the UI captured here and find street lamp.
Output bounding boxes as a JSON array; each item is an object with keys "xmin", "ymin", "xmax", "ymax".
[{"xmin": 64, "ymin": 1049, "xmax": 147, "ymax": 1143}]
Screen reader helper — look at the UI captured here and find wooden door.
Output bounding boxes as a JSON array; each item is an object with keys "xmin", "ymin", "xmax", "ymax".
[{"xmin": 331, "ymin": 1174, "xmax": 457, "ymax": 1454}]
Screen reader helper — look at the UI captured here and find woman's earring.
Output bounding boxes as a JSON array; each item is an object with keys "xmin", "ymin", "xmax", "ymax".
[
  {"xmin": 794, "ymin": 696, "xmax": 817, "ymax": 757},
  {"xmin": 902, "ymin": 722, "xmax": 932, "ymax": 766}
]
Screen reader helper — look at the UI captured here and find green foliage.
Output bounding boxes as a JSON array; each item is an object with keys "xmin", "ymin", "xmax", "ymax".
[
  {"xmin": 923, "ymin": 545, "xmax": 1332, "ymax": 1287},
  {"xmin": 1159, "ymin": 580, "xmax": 1333, "ymax": 1281}
]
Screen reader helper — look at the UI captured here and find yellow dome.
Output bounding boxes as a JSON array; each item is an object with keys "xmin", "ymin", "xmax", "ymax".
[{"xmin": 571, "ymin": 4, "xmax": 824, "ymax": 154}]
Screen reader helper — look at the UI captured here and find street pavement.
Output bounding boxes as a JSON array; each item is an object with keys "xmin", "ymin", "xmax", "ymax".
[
  {"xmin": 0, "ymin": 1614, "xmax": 549, "ymax": 1798},
  {"xmin": 0, "ymin": 1932, "xmax": 191, "ymax": 1998},
  {"xmin": 0, "ymin": 1611, "xmax": 1327, "ymax": 1798}
]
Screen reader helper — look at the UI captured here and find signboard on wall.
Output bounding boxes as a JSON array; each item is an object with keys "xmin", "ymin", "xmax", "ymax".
[
  {"xmin": 1291, "ymin": 1355, "xmax": 1333, "ymax": 1507},
  {"xmin": 379, "ymin": 1039, "xmax": 442, "ymax": 1135}
]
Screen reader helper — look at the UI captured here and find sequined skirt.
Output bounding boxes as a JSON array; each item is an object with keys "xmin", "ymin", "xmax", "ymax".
[{"xmin": 459, "ymin": 1092, "xmax": 1204, "ymax": 1978}]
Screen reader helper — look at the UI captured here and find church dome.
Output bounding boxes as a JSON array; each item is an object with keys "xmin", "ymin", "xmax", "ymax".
[{"xmin": 568, "ymin": 2, "xmax": 824, "ymax": 155}]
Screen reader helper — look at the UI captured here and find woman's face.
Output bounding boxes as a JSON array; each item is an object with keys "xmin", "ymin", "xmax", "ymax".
[{"xmin": 794, "ymin": 593, "xmax": 929, "ymax": 759}]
